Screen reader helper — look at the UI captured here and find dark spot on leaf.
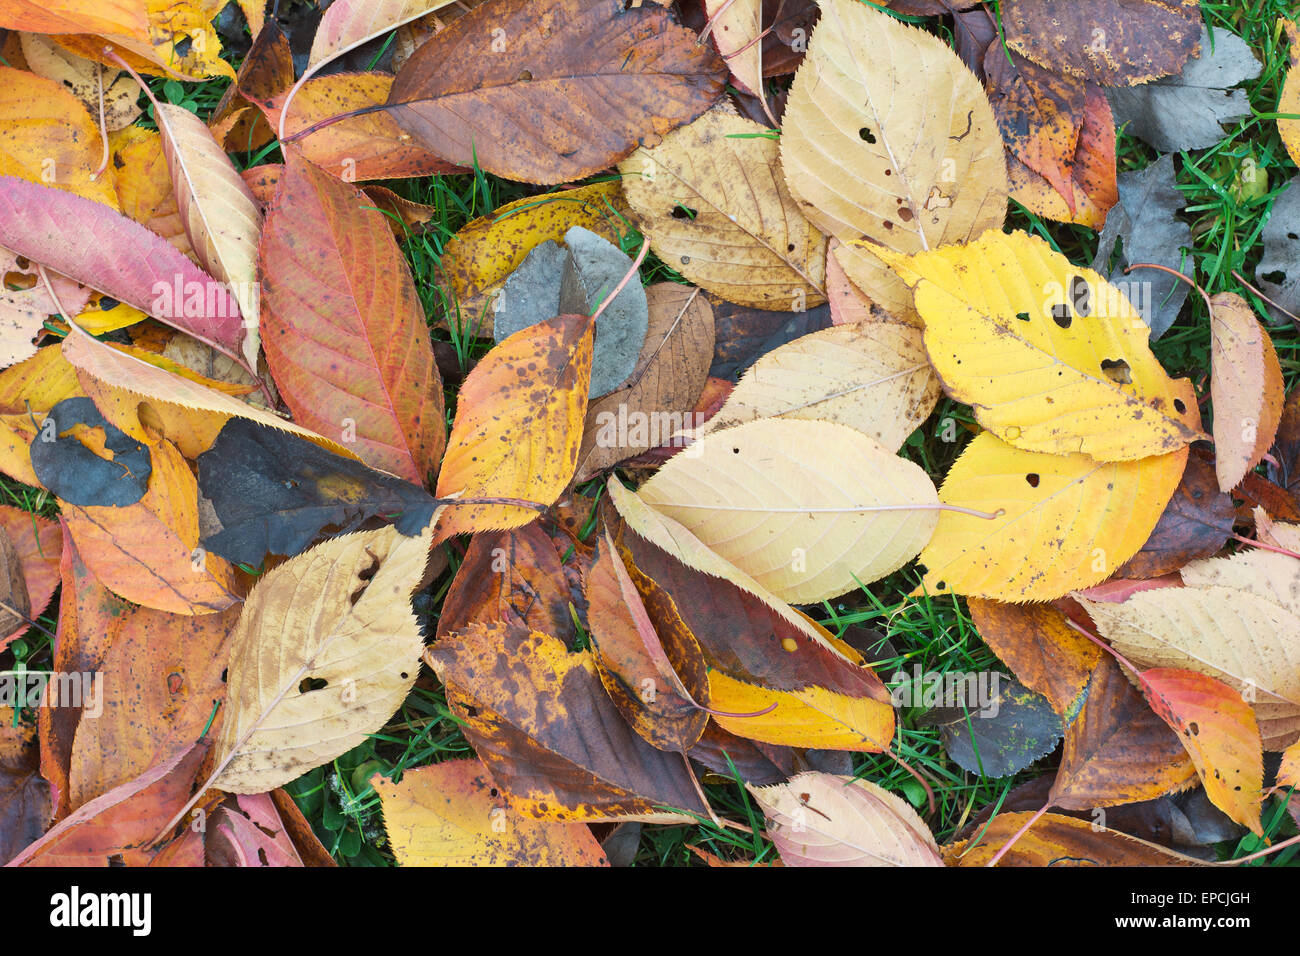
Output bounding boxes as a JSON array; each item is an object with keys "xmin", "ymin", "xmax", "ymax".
[
  {"xmin": 859, "ymin": 127, "xmax": 876, "ymax": 143},
  {"xmin": 1051, "ymin": 303, "xmax": 1072, "ymax": 328},
  {"xmin": 1026, "ymin": 473, "xmax": 1040, "ymax": 487},
  {"xmin": 298, "ymin": 676, "xmax": 328, "ymax": 694},
  {"xmin": 1173, "ymin": 398, "xmax": 1186, "ymax": 413},
  {"xmin": 1100, "ymin": 359, "xmax": 1132, "ymax": 384}
]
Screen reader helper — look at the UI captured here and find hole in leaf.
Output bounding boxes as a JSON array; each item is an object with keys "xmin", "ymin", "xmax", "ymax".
[
  {"xmin": 859, "ymin": 127, "xmax": 876, "ymax": 143},
  {"xmin": 298, "ymin": 676, "xmax": 328, "ymax": 694},
  {"xmin": 1070, "ymin": 275, "xmax": 1091, "ymax": 317},
  {"xmin": 1025, "ymin": 473, "xmax": 1040, "ymax": 487},
  {"xmin": 670, "ymin": 204, "xmax": 697, "ymax": 220},
  {"xmin": 1016, "ymin": 311, "xmax": 1030, "ymax": 322},
  {"xmin": 1188, "ymin": 721, "xmax": 1199, "ymax": 736},
  {"xmin": 1100, "ymin": 358, "xmax": 1132, "ymax": 384},
  {"xmin": 515, "ymin": 69, "xmax": 533, "ymax": 82},
  {"xmin": 1173, "ymin": 398, "xmax": 1186, "ymax": 413},
  {"xmin": 1262, "ymin": 270, "xmax": 1287, "ymax": 284},
  {"xmin": 1289, "ymin": 232, "xmax": 1299, "ymax": 240},
  {"xmin": 174, "ymin": 35, "xmax": 193, "ymax": 58},
  {"xmin": 400, "ymin": 672, "xmax": 408, "ymax": 680},
  {"xmin": 465, "ymin": 705, "xmax": 478, "ymax": 717},
  {"xmin": 733, "ymin": 447, "xmax": 740, "ymax": 454},
  {"xmin": 1051, "ymin": 303, "xmax": 1072, "ymax": 328}
]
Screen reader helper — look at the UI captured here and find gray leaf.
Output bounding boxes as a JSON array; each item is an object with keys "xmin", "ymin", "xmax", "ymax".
[
  {"xmin": 918, "ymin": 677, "xmax": 1063, "ymax": 779},
  {"xmin": 1256, "ymin": 176, "xmax": 1300, "ymax": 323},
  {"xmin": 1091, "ymin": 153, "xmax": 1191, "ymax": 340},
  {"xmin": 1108, "ymin": 27, "xmax": 1261, "ymax": 152}
]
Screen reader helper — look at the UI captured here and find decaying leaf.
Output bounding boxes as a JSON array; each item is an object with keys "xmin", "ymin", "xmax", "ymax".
[
  {"xmin": 919, "ymin": 678, "xmax": 1064, "ymax": 778},
  {"xmin": 213, "ymin": 522, "xmax": 434, "ymax": 793},
  {"xmin": 374, "ymin": 759, "xmax": 608, "ymax": 866},
  {"xmin": 945, "ymin": 811, "xmax": 1204, "ymax": 866},
  {"xmin": 1209, "ymin": 292, "xmax": 1284, "ymax": 492},
  {"xmin": 1113, "ymin": 452, "xmax": 1235, "ymax": 579},
  {"xmin": 784, "ymin": 0, "xmax": 1006, "ymax": 322}
]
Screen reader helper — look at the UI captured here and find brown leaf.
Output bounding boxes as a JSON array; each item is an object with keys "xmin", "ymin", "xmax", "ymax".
[
  {"xmin": 1113, "ymin": 452, "xmax": 1235, "ymax": 579},
  {"xmin": 425, "ymin": 621, "xmax": 709, "ymax": 821},
  {"xmin": 386, "ymin": 0, "xmax": 727, "ymax": 183},
  {"xmin": 1002, "ymin": 0, "xmax": 1201, "ymax": 86},
  {"xmin": 0, "ymin": 708, "xmax": 51, "ymax": 865},
  {"xmin": 575, "ymin": 284, "xmax": 714, "ymax": 482},
  {"xmin": 1050, "ymin": 658, "xmax": 1197, "ymax": 810},
  {"xmin": 0, "ymin": 505, "xmax": 60, "ymax": 651},
  {"xmin": 944, "ymin": 810, "xmax": 1204, "ymax": 866},
  {"xmin": 968, "ymin": 599, "xmax": 1102, "ymax": 718}
]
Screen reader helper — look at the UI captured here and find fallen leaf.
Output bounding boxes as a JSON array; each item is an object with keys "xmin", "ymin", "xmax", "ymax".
[
  {"xmin": 425, "ymin": 621, "xmax": 709, "ymax": 821},
  {"xmin": 918, "ymin": 433, "xmax": 1186, "ymax": 601},
  {"xmin": 749, "ymin": 771, "xmax": 943, "ymax": 866},
  {"xmin": 944, "ymin": 810, "xmax": 1203, "ymax": 866},
  {"xmin": 1277, "ymin": 19, "xmax": 1299, "ymax": 167},
  {"xmin": 1002, "ymin": 0, "xmax": 1200, "ymax": 85},
  {"xmin": 620, "ymin": 108, "xmax": 826, "ymax": 310},
  {"xmin": 196, "ymin": 418, "xmax": 437, "ymax": 566},
  {"xmin": 1209, "ymin": 292, "xmax": 1284, "ymax": 492},
  {"xmin": 212, "ymin": 521, "xmax": 434, "ymax": 793},
  {"xmin": 307, "ymin": 0, "xmax": 462, "ymax": 69},
  {"xmin": 1139, "ymin": 668, "xmax": 1263, "ymax": 835},
  {"xmin": 0, "ymin": 709, "xmax": 50, "ymax": 865},
  {"xmin": 575, "ymin": 283, "xmax": 715, "ymax": 482},
  {"xmin": 29, "ymin": 396, "xmax": 152, "ymax": 507},
  {"xmin": 0, "ymin": 505, "xmax": 60, "ymax": 651},
  {"xmin": 373, "ymin": 759, "xmax": 608, "ymax": 866},
  {"xmin": 784, "ymin": 0, "xmax": 1006, "ymax": 322},
  {"xmin": 1050, "ymin": 657, "xmax": 1197, "ymax": 810},
  {"xmin": 206, "ymin": 792, "xmax": 305, "ymax": 867},
  {"xmin": 386, "ymin": 0, "xmax": 727, "ymax": 183},
  {"xmin": 18, "ymin": 33, "xmax": 139, "ymax": 132},
  {"xmin": 1256, "ymin": 175, "xmax": 1300, "ymax": 324},
  {"xmin": 882, "ymin": 230, "xmax": 1204, "ymax": 460},
  {"xmin": 1108, "ymin": 26, "xmax": 1261, "ymax": 152},
  {"xmin": 435, "ymin": 314, "xmax": 594, "ymax": 536},
  {"xmin": 632, "ymin": 418, "xmax": 940, "ymax": 603},
  {"xmin": 920, "ymin": 678, "xmax": 1063, "ymax": 778},
  {"xmin": 1091, "ymin": 154, "xmax": 1192, "ymax": 340},
  {"xmin": 694, "ymin": 322, "xmax": 939, "ymax": 453},
  {"xmin": 708, "ymin": 294, "xmax": 832, "ymax": 379},
  {"xmin": 107, "ymin": 126, "xmax": 192, "ymax": 257},
  {"xmin": 61, "ymin": 438, "xmax": 241, "ymax": 615},
  {"xmin": 259, "ymin": 150, "xmax": 445, "ymax": 484}
]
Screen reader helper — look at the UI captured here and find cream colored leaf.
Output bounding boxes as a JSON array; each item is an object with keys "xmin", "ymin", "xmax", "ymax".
[
  {"xmin": 750, "ymin": 771, "xmax": 943, "ymax": 867},
  {"xmin": 1180, "ymin": 537, "xmax": 1300, "ymax": 612},
  {"xmin": 607, "ymin": 476, "xmax": 844, "ymax": 654},
  {"xmin": 620, "ymin": 109, "xmax": 826, "ymax": 310},
  {"xmin": 703, "ymin": 0, "xmax": 763, "ymax": 96},
  {"xmin": 695, "ymin": 323, "xmax": 939, "ymax": 452},
  {"xmin": 1079, "ymin": 587, "xmax": 1300, "ymax": 751},
  {"xmin": 919, "ymin": 433, "xmax": 1185, "ymax": 602},
  {"xmin": 633, "ymin": 418, "xmax": 939, "ymax": 603},
  {"xmin": 1209, "ymin": 291, "xmax": 1284, "ymax": 491},
  {"xmin": 781, "ymin": 0, "xmax": 1006, "ymax": 321},
  {"xmin": 153, "ymin": 102, "xmax": 262, "ymax": 368},
  {"xmin": 213, "ymin": 522, "xmax": 434, "ymax": 793},
  {"xmin": 308, "ymin": 0, "xmax": 461, "ymax": 68}
]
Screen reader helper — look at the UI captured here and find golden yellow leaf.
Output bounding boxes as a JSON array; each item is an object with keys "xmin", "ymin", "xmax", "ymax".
[
  {"xmin": 435, "ymin": 315, "xmax": 594, "ymax": 536},
  {"xmin": 213, "ymin": 522, "xmax": 434, "ymax": 793},
  {"xmin": 0, "ymin": 64, "xmax": 117, "ymax": 207},
  {"xmin": 620, "ymin": 109, "xmax": 826, "ymax": 310},
  {"xmin": 708, "ymin": 671, "xmax": 894, "ymax": 752},
  {"xmin": 1280, "ymin": 20, "xmax": 1300, "ymax": 167},
  {"xmin": 780, "ymin": 0, "xmax": 1006, "ymax": 321},
  {"xmin": 373, "ymin": 759, "xmax": 608, "ymax": 866},
  {"xmin": 750, "ymin": 772, "xmax": 943, "ymax": 867},
  {"xmin": 945, "ymin": 811, "xmax": 1205, "ymax": 866},
  {"xmin": 108, "ymin": 126, "xmax": 193, "ymax": 258},
  {"xmin": 695, "ymin": 323, "xmax": 939, "ymax": 452},
  {"xmin": 879, "ymin": 230, "xmax": 1204, "ymax": 461},
  {"xmin": 919, "ymin": 432, "xmax": 1185, "ymax": 601},
  {"xmin": 1209, "ymin": 291, "xmax": 1284, "ymax": 491},
  {"xmin": 438, "ymin": 182, "xmax": 629, "ymax": 326},
  {"xmin": 631, "ymin": 418, "xmax": 939, "ymax": 603}
]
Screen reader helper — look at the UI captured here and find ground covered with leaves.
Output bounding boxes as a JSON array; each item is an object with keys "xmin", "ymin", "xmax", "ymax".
[{"xmin": 0, "ymin": 0, "xmax": 1299, "ymax": 868}]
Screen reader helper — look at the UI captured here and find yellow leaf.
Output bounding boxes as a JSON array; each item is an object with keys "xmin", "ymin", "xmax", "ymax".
[
  {"xmin": 373, "ymin": 759, "xmax": 608, "ymax": 866},
  {"xmin": 18, "ymin": 33, "xmax": 139, "ymax": 131},
  {"xmin": 879, "ymin": 230, "xmax": 1204, "ymax": 461},
  {"xmin": 632, "ymin": 418, "xmax": 940, "ymax": 603},
  {"xmin": 1280, "ymin": 20, "xmax": 1300, "ymax": 168},
  {"xmin": 919, "ymin": 432, "xmax": 1185, "ymax": 601},
  {"xmin": 780, "ymin": 0, "xmax": 1006, "ymax": 322},
  {"xmin": 620, "ymin": 109, "xmax": 826, "ymax": 310},
  {"xmin": 108, "ymin": 126, "xmax": 194, "ymax": 258},
  {"xmin": 213, "ymin": 522, "xmax": 434, "ymax": 793},
  {"xmin": 0, "ymin": 64, "xmax": 117, "ymax": 207},
  {"xmin": 709, "ymin": 671, "xmax": 894, "ymax": 752},
  {"xmin": 435, "ymin": 314, "xmax": 594, "ymax": 536},
  {"xmin": 438, "ymin": 182, "xmax": 629, "ymax": 327}
]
